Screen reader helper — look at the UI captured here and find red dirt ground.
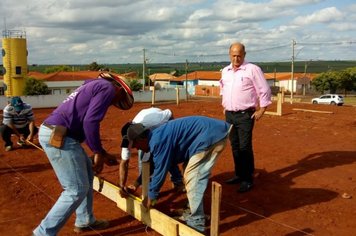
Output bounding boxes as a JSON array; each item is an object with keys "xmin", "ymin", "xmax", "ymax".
[{"xmin": 1, "ymin": 98, "xmax": 356, "ymax": 236}]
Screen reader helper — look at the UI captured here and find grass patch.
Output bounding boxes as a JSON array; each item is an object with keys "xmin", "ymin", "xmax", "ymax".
[{"xmin": 344, "ymin": 96, "xmax": 356, "ymax": 106}]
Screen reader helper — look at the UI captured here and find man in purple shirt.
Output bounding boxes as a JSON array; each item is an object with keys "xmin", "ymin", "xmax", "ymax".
[
  {"xmin": 33, "ymin": 73, "xmax": 134, "ymax": 236},
  {"xmin": 220, "ymin": 42, "xmax": 271, "ymax": 193}
]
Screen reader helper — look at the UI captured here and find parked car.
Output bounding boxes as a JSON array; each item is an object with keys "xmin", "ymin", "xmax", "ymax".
[{"xmin": 311, "ymin": 94, "xmax": 344, "ymax": 106}]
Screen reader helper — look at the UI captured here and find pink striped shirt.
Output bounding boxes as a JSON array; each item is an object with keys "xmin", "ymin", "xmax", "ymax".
[{"xmin": 219, "ymin": 61, "xmax": 272, "ymax": 111}]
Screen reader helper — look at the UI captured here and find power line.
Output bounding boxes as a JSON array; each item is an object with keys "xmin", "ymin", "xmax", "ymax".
[{"xmin": 298, "ymin": 41, "xmax": 356, "ymax": 46}]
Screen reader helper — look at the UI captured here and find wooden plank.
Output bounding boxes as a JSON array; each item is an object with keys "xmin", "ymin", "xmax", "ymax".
[
  {"xmin": 276, "ymin": 93, "xmax": 282, "ymax": 116},
  {"xmin": 151, "ymin": 85, "xmax": 156, "ymax": 105},
  {"xmin": 93, "ymin": 176, "xmax": 204, "ymax": 236},
  {"xmin": 210, "ymin": 182, "xmax": 222, "ymax": 236},
  {"xmin": 292, "ymin": 108, "xmax": 333, "ymax": 114},
  {"xmin": 141, "ymin": 161, "xmax": 150, "ymax": 199}
]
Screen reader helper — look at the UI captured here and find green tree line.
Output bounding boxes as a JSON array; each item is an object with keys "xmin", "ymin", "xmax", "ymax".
[{"xmin": 311, "ymin": 67, "xmax": 356, "ymax": 95}]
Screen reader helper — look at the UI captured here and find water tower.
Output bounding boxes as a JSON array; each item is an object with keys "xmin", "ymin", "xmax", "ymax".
[{"xmin": 2, "ymin": 29, "xmax": 28, "ymax": 97}]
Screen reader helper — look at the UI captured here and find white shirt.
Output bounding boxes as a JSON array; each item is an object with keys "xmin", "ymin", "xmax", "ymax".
[{"xmin": 121, "ymin": 107, "xmax": 172, "ymax": 160}]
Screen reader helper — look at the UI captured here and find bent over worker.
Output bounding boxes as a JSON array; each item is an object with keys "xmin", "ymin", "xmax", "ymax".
[
  {"xmin": 125, "ymin": 116, "xmax": 231, "ymax": 233},
  {"xmin": 119, "ymin": 107, "xmax": 184, "ymax": 195},
  {"xmin": 33, "ymin": 73, "xmax": 134, "ymax": 236}
]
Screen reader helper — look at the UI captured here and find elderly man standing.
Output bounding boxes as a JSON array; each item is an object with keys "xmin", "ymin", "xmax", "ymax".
[
  {"xmin": 0, "ymin": 96, "xmax": 38, "ymax": 151},
  {"xmin": 220, "ymin": 42, "xmax": 272, "ymax": 193}
]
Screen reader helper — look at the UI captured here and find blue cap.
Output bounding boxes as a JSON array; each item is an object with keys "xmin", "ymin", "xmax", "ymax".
[{"xmin": 10, "ymin": 96, "xmax": 24, "ymax": 112}]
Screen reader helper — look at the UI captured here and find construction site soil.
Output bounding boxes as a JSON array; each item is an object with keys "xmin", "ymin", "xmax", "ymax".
[{"xmin": 1, "ymin": 98, "xmax": 355, "ymax": 236}]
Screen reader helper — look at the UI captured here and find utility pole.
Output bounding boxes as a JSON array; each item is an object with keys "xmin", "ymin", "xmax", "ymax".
[
  {"xmin": 290, "ymin": 39, "xmax": 296, "ymax": 104},
  {"xmin": 185, "ymin": 59, "xmax": 188, "ymax": 101},
  {"xmin": 142, "ymin": 48, "xmax": 146, "ymax": 91},
  {"xmin": 302, "ymin": 59, "xmax": 312, "ymax": 96}
]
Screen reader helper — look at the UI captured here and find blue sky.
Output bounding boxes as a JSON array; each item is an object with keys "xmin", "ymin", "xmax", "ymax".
[{"xmin": 0, "ymin": 0, "xmax": 355, "ymax": 65}]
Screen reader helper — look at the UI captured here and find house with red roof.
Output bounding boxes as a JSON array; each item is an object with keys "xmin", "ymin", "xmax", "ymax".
[
  {"xmin": 0, "ymin": 70, "xmax": 318, "ymax": 97},
  {"xmin": 0, "ymin": 71, "xmax": 129, "ymax": 95}
]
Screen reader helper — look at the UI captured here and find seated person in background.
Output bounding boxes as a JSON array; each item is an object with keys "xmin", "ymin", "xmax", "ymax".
[
  {"xmin": 119, "ymin": 107, "xmax": 185, "ymax": 195},
  {"xmin": 0, "ymin": 96, "xmax": 38, "ymax": 151}
]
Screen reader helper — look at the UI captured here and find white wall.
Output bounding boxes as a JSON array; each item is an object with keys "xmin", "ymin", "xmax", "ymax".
[
  {"xmin": 0, "ymin": 89, "xmax": 187, "ymax": 110},
  {"xmin": 198, "ymin": 80, "xmax": 220, "ymax": 86}
]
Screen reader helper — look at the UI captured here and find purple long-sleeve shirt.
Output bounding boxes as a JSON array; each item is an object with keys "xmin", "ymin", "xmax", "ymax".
[
  {"xmin": 219, "ymin": 61, "xmax": 272, "ymax": 111},
  {"xmin": 44, "ymin": 78, "xmax": 115, "ymax": 153}
]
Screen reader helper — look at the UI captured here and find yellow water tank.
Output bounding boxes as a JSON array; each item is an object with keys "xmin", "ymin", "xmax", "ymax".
[{"xmin": 2, "ymin": 30, "xmax": 28, "ymax": 97}]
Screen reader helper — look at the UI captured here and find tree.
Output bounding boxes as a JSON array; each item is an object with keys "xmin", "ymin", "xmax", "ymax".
[
  {"xmin": 344, "ymin": 67, "xmax": 356, "ymax": 91},
  {"xmin": 44, "ymin": 65, "xmax": 72, "ymax": 74},
  {"xmin": 87, "ymin": 61, "xmax": 103, "ymax": 71},
  {"xmin": 312, "ymin": 71, "xmax": 339, "ymax": 94},
  {"xmin": 129, "ymin": 79, "xmax": 143, "ymax": 91},
  {"xmin": 24, "ymin": 77, "xmax": 50, "ymax": 95},
  {"xmin": 337, "ymin": 70, "xmax": 354, "ymax": 95}
]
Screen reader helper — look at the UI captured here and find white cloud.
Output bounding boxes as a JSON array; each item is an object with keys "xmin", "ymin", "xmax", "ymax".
[
  {"xmin": 0, "ymin": 0, "xmax": 355, "ymax": 64},
  {"xmin": 293, "ymin": 7, "xmax": 343, "ymax": 25},
  {"xmin": 329, "ymin": 22, "xmax": 356, "ymax": 31},
  {"xmin": 69, "ymin": 44, "xmax": 88, "ymax": 53},
  {"xmin": 271, "ymin": 0, "xmax": 322, "ymax": 7}
]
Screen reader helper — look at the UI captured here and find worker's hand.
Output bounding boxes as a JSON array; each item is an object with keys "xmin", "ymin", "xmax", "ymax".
[
  {"xmin": 118, "ymin": 186, "xmax": 129, "ymax": 198},
  {"xmin": 251, "ymin": 107, "xmax": 266, "ymax": 121},
  {"xmin": 126, "ymin": 183, "xmax": 138, "ymax": 194},
  {"xmin": 142, "ymin": 197, "xmax": 157, "ymax": 209},
  {"xmin": 19, "ymin": 135, "xmax": 26, "ymax": 142},
  {"xmin": 26, "ymin": 134, "xmax": 34, "ymax": 142},
  {"xmin": 92, "ymin": 153, "xmax": 104, "ymax": 174}
]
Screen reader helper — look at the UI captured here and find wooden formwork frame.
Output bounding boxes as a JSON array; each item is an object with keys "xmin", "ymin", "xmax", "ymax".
[
  {"xmin": 151, "ymin": 86, "xmax": 180, "ymax": 106},
  {"xmin": 265, "ymin": 92, "xmax": 283, "ymax": 116},
  {"xmin": 93, "ymin": 175, "xmax": 222, "ymax": 236}
]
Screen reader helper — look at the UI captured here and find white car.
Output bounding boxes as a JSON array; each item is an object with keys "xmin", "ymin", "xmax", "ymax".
[{"xmin": 311, "ymin": 94, "xmax": 344, "ymax": 106}]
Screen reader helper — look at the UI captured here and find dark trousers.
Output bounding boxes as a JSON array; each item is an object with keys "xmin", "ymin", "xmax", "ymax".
[
  {"xmin": 225, "ymin": 110, "xmax": 255, "ymax": 183},
  {"xmin": 0, "ymin": 124, "xmax": 39, "ymax": 147}
]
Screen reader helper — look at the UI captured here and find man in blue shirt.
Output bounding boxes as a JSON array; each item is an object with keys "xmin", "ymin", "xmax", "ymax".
[
  {"xmin": 125, "ymin": 116, "xmax": 231, "ymax": 233},
  {"xmin": 119, "ymin": 107, "xmax": 184, "ymax": 195},
  {"xmin": 33, "ymin": 73, "xmax": 134, "ymax": 236}
]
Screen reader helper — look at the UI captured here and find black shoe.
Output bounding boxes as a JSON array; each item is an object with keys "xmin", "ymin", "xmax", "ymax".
[
  {"xmin": 74, "ymin": 219, "xmax": 109, "ymax": 233},
  {"xmin": 238, "ymin": 181, "xmax": 253, "ymax": 193},
  {"xmin": 225, "ymin": 176, "xmax": 241, "ymax": 184}
]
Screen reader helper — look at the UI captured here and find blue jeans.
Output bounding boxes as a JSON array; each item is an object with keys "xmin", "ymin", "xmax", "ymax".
[
  {"xmin": 33, "ymin": 125, "xmax": 96, "ymax": 236},
  {"xmin": 184, "ymin": 137, "xmax": 228, "ymax": 232}
]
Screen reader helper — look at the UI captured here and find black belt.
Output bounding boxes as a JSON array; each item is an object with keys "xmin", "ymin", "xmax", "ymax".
[{"xmin": 227, "ymin": 108, "xmax": 255, "ymax": 114}]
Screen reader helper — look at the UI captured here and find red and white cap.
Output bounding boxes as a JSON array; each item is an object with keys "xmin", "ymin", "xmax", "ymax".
[{"xmin": 99, "ymin": 73, "xmax": 134, "ymax": 110}]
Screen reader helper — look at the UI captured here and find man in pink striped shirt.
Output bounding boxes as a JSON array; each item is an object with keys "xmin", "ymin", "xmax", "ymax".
[{"xmin": 219, "ymin": 42, "xmax": 272, "ymax": 193}]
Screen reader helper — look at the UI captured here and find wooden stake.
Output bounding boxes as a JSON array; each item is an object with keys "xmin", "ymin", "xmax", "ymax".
[
  {"xmin": 141, "ymin": 161, "xmax": 150, "ymax": 199},
  {"xmin": 176, "ymin": 88, "xmax": 180, "ymax": 105},
  {"xmin": 210, "ymin": 181, "xmax": 222, "ymax": 236},
  {"xmin": 276, "ymin": 92, "xmax": 282, "ymax": 116},
  {"xmin": 151, "ymin": 84, "xmax": 156, "ymax": 106}
]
